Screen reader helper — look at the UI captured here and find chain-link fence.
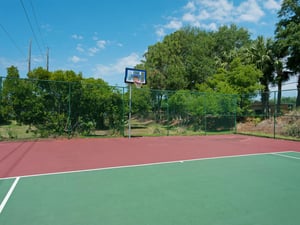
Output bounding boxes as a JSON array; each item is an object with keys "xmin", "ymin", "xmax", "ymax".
[
  {"xmin": 0, "ymin": 76, "xmax": 299, "ymax": 141},
  {"xmin": 125, "ymin": 88, "xmax": 237, "ymax": 137},
  {"xmin": 237, "ymin": 89, "xmax": 300, "ymax": 140}
]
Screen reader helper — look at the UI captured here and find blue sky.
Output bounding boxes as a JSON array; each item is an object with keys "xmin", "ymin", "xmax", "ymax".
[{"xmin": 2, "ymin": 0, "xmax": 296, "ymax": 89}]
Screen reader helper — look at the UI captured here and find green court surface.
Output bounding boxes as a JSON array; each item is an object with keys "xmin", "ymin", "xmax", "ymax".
[{"xmin": 1, "ymin": 152, "xmax": 300, "ymax": 225}]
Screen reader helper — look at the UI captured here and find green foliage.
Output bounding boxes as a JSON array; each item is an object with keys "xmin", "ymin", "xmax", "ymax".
[
  {"xmin": 275, "ymin": 0, "xmax": 300, "ymax": 107},
  {"xmin": 0, "ymin": 68, "xmax": 125, "ymax": 138},
  {"xmin": 144, "ymin": 25, "xmax": 252, "ymax": 91},
  {"xmin": 74, "ymin": 117, "xmax": 96, "ymax": 136},
  {"xmin": 35, "ymin": 113, "xmax": 67, "ymax": 138},
  {"xmin": 131, "ymin": 87, "xmax": 152, "ymax": 117},
  {"xmin": 276, "ymin": 0, "xmax": 300, "ymax": 72},
  {"xmin": 197, "ymin": 58, "xmax": 262, "ymax": 114},
  {"xmin": 213, "ymin": 24, "xmax": 252, "ymax": 53},
  {"xmin": 167, "ymin": 90, "xmax": 237, "ymax": 132}
]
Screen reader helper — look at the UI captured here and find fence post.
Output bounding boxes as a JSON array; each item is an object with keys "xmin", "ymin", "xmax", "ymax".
[
  {"xmin": 68, "ymin": 82, "xmax": 72, "ymax": 137},
  {"xmin": 234, "ymin": 94, "xmax": 237, "ymax": 134},
  {"xmin": 167, "ymin": 93, "xmax": 170, "ymax": 136},
  {"xmin": 273, "ymin": 91, "xmax": 277, "ymax": 139},
  {"xmin": 204, "ymin": 92, "xmax": 207, "ymax": 135},
  {"xmin": 0, "ymin": 77, "xmax": 2, "ymax": 101}
]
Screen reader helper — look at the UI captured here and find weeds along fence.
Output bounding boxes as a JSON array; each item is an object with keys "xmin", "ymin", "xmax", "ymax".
[
  {"xmin": 0, "ymin": 76, "xmax": 299, "ymax": 141},
  {"xmin": 237, "ymin": 89, "xmax": 300, "ymax": 140}
]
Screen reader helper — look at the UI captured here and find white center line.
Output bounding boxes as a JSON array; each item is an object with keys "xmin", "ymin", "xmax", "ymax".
[{"xmin": 0, "ymin": 177, "xmax": 20, "ymax": 214}]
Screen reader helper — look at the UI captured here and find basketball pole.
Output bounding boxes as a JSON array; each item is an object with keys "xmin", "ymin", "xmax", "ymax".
[
  {"xmin": 124, "ymin": 67, "xmax": 146, "ymax": 139},
  {"xmin": 128, "ymin": 84, "xmax": 132, "ymax": 139}
]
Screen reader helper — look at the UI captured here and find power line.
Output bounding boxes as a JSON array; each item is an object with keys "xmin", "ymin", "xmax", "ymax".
[
  {"xmin": 20, "ymin": 0, "xmax": 45, "ymax": 58},
  {"xmin": 0, "ymin": 23, "xmax": 26, "ymax": 58},
  {"xmin": 29, "ymin": 0, "xmax": 47, "ymax": 49}
]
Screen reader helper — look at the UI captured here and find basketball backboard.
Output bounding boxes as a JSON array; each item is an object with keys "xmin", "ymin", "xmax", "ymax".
[{"xmin": 124, "ymin": 68, "xmax": 147, "ymax": 85}]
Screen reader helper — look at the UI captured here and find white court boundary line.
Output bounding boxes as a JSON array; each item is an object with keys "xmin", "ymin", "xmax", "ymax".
[
  {"xmin": 271, "ymin": 152, "xmax": 300, "ymax": 160},
  {"xmin": 0, "ymin": 177, "xmax": 20, "ymax": 214},
  {"xmin": 0, "ymin": 151, "xmax": 297, "ymax": 181}
]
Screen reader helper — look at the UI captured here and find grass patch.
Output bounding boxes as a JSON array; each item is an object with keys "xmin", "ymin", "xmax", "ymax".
[{"xmin": 0, "ymin": 121, "xmax": 37, "ymax": 140}]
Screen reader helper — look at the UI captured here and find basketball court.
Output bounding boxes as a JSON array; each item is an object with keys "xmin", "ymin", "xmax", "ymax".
[{"xmin": 0, "ymin": 135, "xmax": 300, "ymax": 225}]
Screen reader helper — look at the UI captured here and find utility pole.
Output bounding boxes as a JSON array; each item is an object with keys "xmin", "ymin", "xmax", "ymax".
[
  {"xmin": 46, "ymin": 47, "xmax": 49, "ymax": 71},
  {"xmin": 28, "ymin": 39, "xmax": 32, "ymax": 73}
]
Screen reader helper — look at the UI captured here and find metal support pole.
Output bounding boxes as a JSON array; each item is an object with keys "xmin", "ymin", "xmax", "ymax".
[
  {"xmin": 128, "ymin": 84, "xmax": 132, "ymax": 138},
  {"xmin": 273, "ymin": 91, "xmax": 277, "ymax": 139}
]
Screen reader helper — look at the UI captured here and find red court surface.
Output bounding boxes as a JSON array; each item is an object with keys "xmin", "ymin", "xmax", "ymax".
[{"xmin": 0, "ymin": 134, "xmax": 299, "ymax": 179}]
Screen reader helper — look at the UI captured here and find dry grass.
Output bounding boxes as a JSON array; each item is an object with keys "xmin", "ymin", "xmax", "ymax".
[{"xmin": 237, "ymin": 110, "xmax": 300, "ymax": 140}]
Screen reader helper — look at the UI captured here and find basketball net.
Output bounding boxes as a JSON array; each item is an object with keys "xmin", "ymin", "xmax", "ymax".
[{"xmin": 133, "ymin": 77, "xmax": 142, "ymax": 88}]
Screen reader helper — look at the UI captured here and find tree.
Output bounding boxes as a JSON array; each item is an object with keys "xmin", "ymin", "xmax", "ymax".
[
  {"xmin": 80, "ymin": 78, "xmax": 114, "ymax": 130},
  {"xmin": 144, "ymin": 25, "xmax": 252, "ymax": 91},
  {"xmin": 184, "ymin": 28, "xmax": 216, "ymax": 89},
  {"xmin": 197, "ymin": 58, "xmax": 263, "ymax": 114},
  {"xmin": 213, "ymin": 24, "xmax": 252, "ymax": 60},
  {"xmin": 0, "ymin": 77, "xmax": 4, "ymax": 123},
  {"xmin": 144, "ymin": 30, "xmax": 188, "ymax": 90},
  {"xmin": 271, "ymin": 43, "xmax": 291, "ymax": 114},
  {"xmin": 275, "ymin": 0, "xmax": 300, "ymax": 107},
  {"xmin": 1, "ymin": 66, "xmax": 21, "ymax": 122},
  {"xmin": 1, "ymin": 66, "xmax": 46, "ymax": 128},
  {"xmin": 245, "ymin": 36, "xmax": 275, "ymax": 116}
]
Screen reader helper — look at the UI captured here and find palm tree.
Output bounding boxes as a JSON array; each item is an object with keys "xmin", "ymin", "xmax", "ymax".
[
  {"xmin": 246, "ymin": 36, "xmax": 275, "ymax": 117},
  {"xmin": 273, "ymin": 59, "xmax": 290, "ymax": 114},
  {"xmin": 275, "ymin": 0, "xmax": 300, "ymax": 107}
]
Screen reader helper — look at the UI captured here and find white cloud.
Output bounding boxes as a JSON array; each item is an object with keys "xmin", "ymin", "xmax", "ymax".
[
  {"xmin": 76, "ymin": 44, "xmax": 85, "ymax": 52},
  {"xmin": 182, "ymin": 12, "xmax": 202, "ymax": 27},
  {"xmin": 87, "ymin": 40, "xmax": 107, "ymax": 56},
  {"xmin": 237, "ymin": 0, "xmax": 265, "ymax": 23},
  {"xmin": 74, "ymin": 38, "xmax": 108, "ymax": 56},
  {"xmin": 93, "ymin": 53, "xmax": 141, "ymax": 85},
  {"xmin": 71, "ymin": 34, "xmax": 83, "ymax": 40},
  {"xmin": 195, "ymin": 0, "xmax": 234, "ymax": 21},
  {"xmin": 155, "ymin": 19, "xmax": 182, "ymax": 40},
  {"xmin": 69, "ymin": 55, "xmax": 86, "ymax": 63},
  {"xmin": 165, "ymin": 19, "xmax": 183, "ymax": 30},
  {"xmin": 88, "ymin": 47, "xmax": 99, "ymax": 56},
  {"xmin": 96, "ymin": 40, "xmax": 107, "ymax": 49},
  {"xmin": 184, "ymin": 1, "xmax": 196, "ymax": 12},
  {"xmin": 182, "ymin": 12, "xmax": 197, "ymax": 23},
  {"xmin": 202, "ymin": 23, "xmax": 218, "ymax": 31},
  {"xmin": 196, "ymin": 10, "xmax": 210, "ymax": 21},
  {"xmin": 263, "ymin": 0, "xmax": 282, "ymax": 11},
  {"xmin": 155, "ymin": 27, "xmax": 166, "ymax": 38},
  {"xmin": 155, "ymin": 0, "xmax": 276, "ymax": 39}
]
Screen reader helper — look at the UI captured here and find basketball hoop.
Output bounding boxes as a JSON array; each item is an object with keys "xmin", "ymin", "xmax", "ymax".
[
  {"xmin": 124, "ymin": 68, "xmax": 147, "ymax": 138},
  {"xmin": 124, "ymin": 68, "xmax": 147, "ymax": 86}
]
